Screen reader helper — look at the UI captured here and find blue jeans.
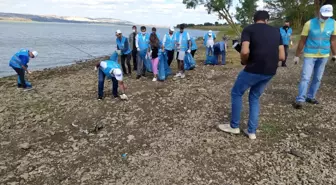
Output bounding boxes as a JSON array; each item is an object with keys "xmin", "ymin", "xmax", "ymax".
[
  {"xmin": 221, "ymin": 51, "xmax": 226, "ymax": 65},
  {"xmin": 230, "ymin": 71, "xmax": 273, "ymax": 133},
  {"xmin": 98, "ymin": 69, "xmax": 118, "ymax": 98},
  {"xmin": 296, "ymin": 57, "xmax": 328, "ymax": 102}
]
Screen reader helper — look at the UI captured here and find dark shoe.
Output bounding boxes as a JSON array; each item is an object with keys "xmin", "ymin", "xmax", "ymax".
[
  {"xmin": 306, "ymin": 98, "xmax": 319, "ymax": 105},
  {"xmin": 136, "ymin": 75, "xmax": 141, "ymax": 79},
  {"xmin": 113, "ymin": 94, "xmax": 119, "ymax": 98},
  {"xmin": 282, "ymin": 64, "xmax": 287, "ymax": 67},
  {"xmin": 293, "ymin": 102, "xmax": 303, "ymax": 109},
  {"xmin": 98, "ymin": 97, "xmax": 103, "ymax": 100}
]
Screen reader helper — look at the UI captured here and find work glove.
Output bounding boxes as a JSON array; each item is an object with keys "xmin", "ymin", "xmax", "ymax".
[
  {"xmin": 120, "ymin": 94, "xmax": 128, "ymax": 100},
  {"xmin": 187, "ymin": 49, "xmax": 191, "ymax": 53},
  {"xmin": 94, "ymin": 66, "xmax": 98, "ymax": 71},
  {"xmin": 27, "ymin": 70, "xmax": 32, "ymax": 74},
  {"xmin": 290, "ymin": 41, "xmax": 293, "ymax": 46},
  {"xmin": 116, "ymin": 50, "xmax": 122, "ymax": 55},
  {"xmin": 294, "ymin": 56, "xmax": 300, "ymax": 65},
  {"xmin": 137, "ymin": 47, "xmax": 140, "ymax": 51}
]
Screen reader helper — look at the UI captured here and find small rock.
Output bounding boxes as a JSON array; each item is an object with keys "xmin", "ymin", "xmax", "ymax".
[
  {"xmin": 127, "ymin": 135, "xmax": 135, "ymax": 143},
  {"xmin": 20, "ymin": 173, "xmax": 29, "ymax": 180},
  {"xmin": 207, "ymin": 148, "xmax": 213, "ymax": 155},
  {"xmin": 19, "ymin": 143, "xmax": 30, "ymax": 150},
  {"xmin": 299, "ymin": 133, "xmax": 308, "ymax": 138},
  {"xmin": 0, "ymin": 107, "xmax": 5, "ymax": 113}
]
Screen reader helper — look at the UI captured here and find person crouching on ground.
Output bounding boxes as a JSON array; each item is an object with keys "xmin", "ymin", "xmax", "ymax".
[
  {"xmin": 148, "ymin": 33, "xmax": 160, "ymax": 81},
  {"xmin": 95, "ymin": 60, "xmax": 128, "ymax": 100},
  {"xmin": 218, "ymin": 10, "xmax": 285, "ymax": 140},
  {"xmin": 9, "ymin": 49, "xmax": 38, "ymax": 90},
  {"xmin": 116, "ymin": 29, "xmax": 132, "ymax": 75},
  {"xmin": 215, "ymin": 36, "xmax": 228, "ymax": 65}
]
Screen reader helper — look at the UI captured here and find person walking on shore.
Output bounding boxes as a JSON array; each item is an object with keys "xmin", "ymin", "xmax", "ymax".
[
  {"xmin": 95, "ymin": 59, "xmax": 128, "ymax": 100},
  {"xmin": 116, "ymin": 30, "xmax": 132, "ymax": 75},
  {"xmin": 218, "ymin": 11, "xmax": 285, "ymax": 140},
  {"xmin": 162, "ymin": 26, "xmax": 176, "ymax": 66},
  {"xmin": 148, "ymin": 33, "xmax": 160, "ymax": 81},
  {"xmin": 190, "ymin": 36, "xmax": 198, "ymax": 58},
  {"xmin": 279, "ymin": 20, "xmax": 293, "ymax": 67},
  {"xmin": 136, "ymin": 26, "xmax": 150, "ymax": 79},
  {"xmin": 293, "ymin": 4, "xmax": 336, "ymax": 109},
  {"xmin": 9, "ymin": 49, "xmax": 38, "ymax": 90},
  {"xmin": 174, "ymin": 24, "xmax": 191, "ymax": 79},
  {"xmin": 129, "ymin": 25, "xmax": 138, "ymax": 71}
]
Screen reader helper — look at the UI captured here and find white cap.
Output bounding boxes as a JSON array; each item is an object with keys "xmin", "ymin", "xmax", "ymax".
[
  {"xmin": 320, "ymin": 4, "xmax": 333, "ymax": 17},
  {"xmin": 208, "ymin": 30, "xmax": 213, "ymax": 35},
  {"xmin": 113, "ymin": 68, "xmax": 123, "ymax": 81},
  {"xmin": 116, "ymin": 30, "xmax": 122, "ymax": 34},
  {"xmin": 169, "ymin": 26, "xmax": 175, "ymax": 31},
  {"xmin": 32, "ymin": 51, "xmax": 38, "ymax": 58}
]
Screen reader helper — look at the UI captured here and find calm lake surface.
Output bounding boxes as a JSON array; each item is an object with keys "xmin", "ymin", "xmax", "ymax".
[{"xmin": 0, "ymin": 22, "xmax": 211, "ymax": 77}]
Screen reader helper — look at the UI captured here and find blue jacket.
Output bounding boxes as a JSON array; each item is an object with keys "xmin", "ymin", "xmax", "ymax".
[
  {"xmin": 280, "ymin": 27, "xmax": 292, "ymax": 46},
  {"xmin": 9, "ymin": 49, "xmax": 30, "ymax": 69},
  {"xmin": 304, "ymin": 18, "xmax": 335, "ymax": 55},
  {"xmin": 116, "ymin": 36, "xmax": 131, "ymax": 55},
  {"xmin": 191, "ymin": 37, "xmax": 198, "ymax": 50},
  {"xmin": 203, "ymin": 33, "xmax": 216, "ymax": 46},
  {"xmin": 137, "ymin": 33, "xmax": 150, "ymax": 51},
  {"xmin": 174, "ymin": 31, "xmax": 190, "ymax": 52},
  {"xmin": 163, "ymin": 33, "xmax": 176, "ymax": 51},
  {"xmin": 100, "ymin": 60, "xmax": 121, "ymax": 79}
]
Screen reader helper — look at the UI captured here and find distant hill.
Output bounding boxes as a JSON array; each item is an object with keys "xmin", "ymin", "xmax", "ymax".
[{"xmin": 0, "ymin": 12, "xmax": 133, "ymax": 25}]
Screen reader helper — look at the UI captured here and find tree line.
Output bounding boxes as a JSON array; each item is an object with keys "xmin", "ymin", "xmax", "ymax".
[
  {"xmin": 182, "ymin": 0, "xmax": 336, "ymax": 35},
  {"xmin": 175, "ymin": 22, "xmax": 228, "ymax": 28}
]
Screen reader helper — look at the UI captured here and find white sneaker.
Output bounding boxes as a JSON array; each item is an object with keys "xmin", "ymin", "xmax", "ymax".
[
  {"xmin": 218, "ymin": 124, "xmax": 240, "ymax": 134},
  {"xmin": 152, "ymin": 77, "xmax": 157, "ymax": 82},
  {"xmin": 180, "ymin": 73, "xmax": 185, "ymax": 79},
  {"xmin": 243, "ymin": 129, "xmax": 257, "ymax": 140},
  {"xmin": 175, "ymin": 72, "xmax": 181, "ymax": 78}
]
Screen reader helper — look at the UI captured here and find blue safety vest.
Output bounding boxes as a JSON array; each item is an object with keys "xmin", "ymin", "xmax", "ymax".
[
  {"xmin": 137, "ymin": 33, "xmax": 150, "ymax": 50},
  {"xmin": 191, "ymin": 37, "xmax": 198, "ymax": 50},
  {"xmin": 100, "ymin": 60, "xmax": 121, "ymax": 79},
  {"xmin": 9, "ymin": 49, "xmax": 30, "ymax": 68},
  {"xmin": 280, "ymin": 27, "xmax": 292, "ymax": 45},
  {"xmin": 203, "ymin": 33, "xmax": 216, "ymax": 46},
  {"xmin": 116, "ymin": 36, "xmax": 131, "ymax": 55},
  {"xmin": 304, "ymin": 18, "xmax": 335, "ymax": 55},
  {"xmin": 175, "ymin": 31, "xmax": 189, "ymax": 52},
  {"xmin": 164, "ymin": 33, "xmax": 175, "ymax": 51}
]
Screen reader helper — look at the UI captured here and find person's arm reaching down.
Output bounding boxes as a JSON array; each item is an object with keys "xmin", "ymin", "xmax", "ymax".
[
  {"xmin": 135, "ymin": 34, "xmax": 139, "ymax": 50},
  {"xmin": 279, "ymin": 45, "xmax": 285, "ymax": 61},
  {"xmin": 295, "ymin": 36, "xmax": 307, "ymax": 57},
  {"xmin": 240, "ymin": 41, "xmax": 250, "ymax": 65}
]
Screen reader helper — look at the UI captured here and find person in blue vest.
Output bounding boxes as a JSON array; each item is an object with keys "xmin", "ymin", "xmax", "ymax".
[
  {"xmin": 135, "ymin": 26, "xmax": 150, "ymax": 79},
  {"xmin": 95, "ymin": 59, "xmax": 128, "ymax": 100},
  {"xmin": 279, "ymin": 20, "xmax": 293, "ymax": 67},
  {"xmin": 162, "ymin": 26, "xmax": 176, "ymax": 66},
  {"xmin": 174, "ymin": 24, "xmax": 191, "ymax": 79},
  {"xmin": 190, "ymin": 36, "xmax": 198, "ymax": 58},
  {"xmin": 152, "ymin": 27, "xmax": 162, "ymax": 46},
  {"xmin": 116, "ymin": 30, "xmax": 132, "ymax": 75},
  {"xmin": 9, "ymin": 49, "xmax": 38, "ymax": 90},
  {"xmin": 214, "ymin": 36, "xmax": 228, "ymax": 65},
  {"xmin": 293, "ymin": 4, "xmax": 336, "ymax": 109},
  {"xmin": 203, "ymin": 30, "xmax": 216, "ymax": 56}
]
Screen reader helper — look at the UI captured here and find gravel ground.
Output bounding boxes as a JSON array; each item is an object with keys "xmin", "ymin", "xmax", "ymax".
[{"xmin": 0, "ymin": 48, "xmax": 336, "ymax": 185}]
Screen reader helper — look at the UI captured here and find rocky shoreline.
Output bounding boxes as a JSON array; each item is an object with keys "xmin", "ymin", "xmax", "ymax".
[{"xmin": 0, "ymin": 46, "xmax": 336, "ymax": 184}]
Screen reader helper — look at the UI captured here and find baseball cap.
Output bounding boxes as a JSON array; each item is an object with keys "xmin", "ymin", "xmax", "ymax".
[
  {"xmin": 32, "ymin": 51, "xmax": 38, "ymax": 58},
  {"xmin": 320, "ymin": 4, "xmax": 333, "ymax": 17},
  {"xmin": 169, "ymin": 26, "xmax": 175, "ymax": 31},
  {"xmin": 208, "ymin": 30, "xmax": 213, "ymax": 35},
  {"xmin": 113, "ymin": 68, "xmax": 123, "ymax": 81},
  {"xmin": 116, "ymin": 30, "xmax": 122, "ymax": 34}
]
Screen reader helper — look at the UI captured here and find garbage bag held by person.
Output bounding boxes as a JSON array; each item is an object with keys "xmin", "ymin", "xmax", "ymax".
[
  {"xmin": 110, "ymin": 51, "xmax": 119, "ymax": 62},
  {"xmin": 184, "ymin": 52, "xmax": 196, "ymax": 70},
  {"xmin": 144, "ymin": 54, "xmax": 153, "ymax": 73},
  {"xmin": 204, "ymin": 46, "xmax": 218, "ymax": 65},
  {"xmin": 158, "ymin": 51, "xmax": 171, "ymax": 80}
]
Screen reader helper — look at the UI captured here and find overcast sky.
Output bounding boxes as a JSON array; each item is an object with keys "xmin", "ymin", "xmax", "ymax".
[{"xmin": 0, "ymin": 0, "xmax": 265, "ymax": 26}]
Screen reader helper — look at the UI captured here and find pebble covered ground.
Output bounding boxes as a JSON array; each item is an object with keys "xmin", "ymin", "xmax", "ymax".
[{"xmin": 0, "ymin": 47, "xmax": 335, "ymax": 185}]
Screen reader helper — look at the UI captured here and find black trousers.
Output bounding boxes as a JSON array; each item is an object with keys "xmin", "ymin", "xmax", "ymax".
[
  {"xmin": 132, "ymin": 49, "xmax": 137, "ymax": 70},
  {"xmin": 121, "ymin": 54, "xmax": 132, "ymax": 74},
  {"xmin": 191, "ymin": 49, "xmax": 197, "ymax": 58},
  {"xmin": 13, "ymin": 67, "xmax": 26, "ymax": 88},
  {"xmin": 282, "ymin": 45, "xmax": 289, "ymax": 66},
  {"xmin": 166, "ymin": 50, "xmax": 174, "ymax": 66}
]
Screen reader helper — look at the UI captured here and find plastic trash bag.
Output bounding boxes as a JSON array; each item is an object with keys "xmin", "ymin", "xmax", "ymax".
[
  {"xmin": 144, "ymin": 54, "xmax": 153, "ymax": 73},
  {"xmin": 158, "ymin": 51, "xmax": 171, "ymax": 81},
  {"xmin": 17, "ymin": 77, "xmax": 32, "ymax": 87},
  {"xmin": 110, "ymin": 51, "xmax": 119, "ymax": 61},
  {"xmin": 204, "ymin": 47, "xmax": 218, "ymax": 65},
  {"xmin": 184, "ymin": 52, "xmax": 196, "ymax": 70}
]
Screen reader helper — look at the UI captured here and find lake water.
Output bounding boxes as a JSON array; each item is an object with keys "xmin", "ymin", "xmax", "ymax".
[{"xmin": 0, "ymin": 22, "xmax": 210, "ymax": 77}]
